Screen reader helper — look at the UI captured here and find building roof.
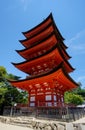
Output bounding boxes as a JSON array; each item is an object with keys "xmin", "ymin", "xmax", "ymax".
[
  {"xmin": 17, "ymin": 32, "xmax": 70, "ymax": 61},
  {"xmin": 9, "ymin": 63, "xmax": 78, "ymax": 92},
  {"xmin": 12, "ymin": 45, "xmax": 74, "ymax": 75},
  {"xmin": 9, "ymin": 13, "xmax": 78, "ymax": 95},
  {"xmin": 22, "ymin": 13, "xmax": 64, "ymax": 41},
  {"xmin": 19, "ymin": 23, "xmax": 57, "ymax": 48}
]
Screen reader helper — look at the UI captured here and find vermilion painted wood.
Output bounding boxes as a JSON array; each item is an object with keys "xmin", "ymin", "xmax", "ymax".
[{"xmin": 9, "ymin": 13, "xmax": 78, "ymax": 107}]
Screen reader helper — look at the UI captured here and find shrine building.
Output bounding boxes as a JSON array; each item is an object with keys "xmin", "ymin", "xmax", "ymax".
[{"xmin": 9, "ymin": 13, "xmax": 78, "ymax": 108}]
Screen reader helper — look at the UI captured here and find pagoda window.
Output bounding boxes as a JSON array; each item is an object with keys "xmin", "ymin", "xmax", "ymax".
[
  {"xmin": 46, "ymin": 87, "xmax": 51, "ymax": 90},
  {"xmin": 45, "ymin": 68, "xmax": 50, "ymax": 71},
  {"xmin": 45, "ymin": 95, "xmax": 51, "ymax": 101},
  {"xmin": 46, "ymin": 102, "xmax": 52, "ymax": 106},
  {"xmin": 37, "ymin": 65, "xmax": 41, "ymax": 69},
  {"xmin": 30, "ymin": 103, "xmax": 35, "ymax": 107},
  {"xmin": 54, "ymin": 95, "xmax": 57, "ymax": 101},
  {"xmin": 29, "ymin": 85, "xmax": 33, "ymax": 89},
  {"xmin": 54, "ymin": 102, "xmax": 57, "ymax": 106},
  {"xmin": 43, "ymin": 50, "xmax": 46, "ymax": 53},
  {"xmin": 38, "ymin": 70, "xmax": 44, "ymax": 73},
  {"xmin": 43, "ymin": 63, "xmax": 48, "ymax": 67},
  {"xmin": 32, "ymin": 67, "xmax": 35, "ymax": 71},
  {"xmin": 53, "ymin": 92, "xmax": 56, "ymax": 94},
  {"xmin": 37, "ymin": 89, "xmax": 40, "ymax": 91},
  {"xmin": 30, "ymin": 96, "xmax": 35, "ymax": 101},
  {"xmin": 55, "ymin": 82, "xmax": 60, "ymax": 87},
  {"xmin": 41, "ymin": 88, "xmax": 43, "ymax": 91},
  {"xmin": 37, "ymin": 88, "xmax": 43, "ymax": 92},
  {"xmin": 38, "ymin": 69, "xmax": 44, "ymax": 73},
  {"xmin": 33, "ymin": 71, "xmax": 37, "ymax": 75},
  {"xmin": 38, "ymin": 51, "xmax": 42, "ymax": 55},
  {"xmin": 61, "ymin": 96, "xmax": 64, "ymax": 102},
  {"xmin": 35, "ymin": 83, "xmax": 41, "ymax": 88},
  {"xmin": 59, "ymin": 85, "xmax": 63, "ymax": 89},
  {"xmin": 30, "ymin": 93, "xmax": 35, "ymax": 96},
  {"xmin": 37, "ymin": 92, "xmax": 44, "ymax": 95},
  {"xmin": 43, "ymin": 82, "xmax": 49, "ymax": 86},
  {"xmin": 45, "ymin": 92, "xmax": 51, "ymax": 94},
  {"xmin": 31, "ymin": 90, "xmax": 35, "ymax": 92}
]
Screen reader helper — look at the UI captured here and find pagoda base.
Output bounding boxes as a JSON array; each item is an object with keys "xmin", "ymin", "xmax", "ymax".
[{"xmin": 3, "ymin": 104, "xmax": 85, "ymax": 122}]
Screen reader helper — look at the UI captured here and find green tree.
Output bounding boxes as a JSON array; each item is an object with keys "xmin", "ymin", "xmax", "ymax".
[
  {"xmin": 71, "ymin": 82, "xmax": 85, "ymax": 100},
  {"xmin": 0, "ymin": 66, "xmax": 7, "ymax": 77},
  {"xmin": 0, "ymin": 66, "xmax": 28, "ymax": 115},
  {"xmin": 64, "ymin": 82, "xmax": 85, "ymax": 105},
  {"xmin": 0, "ymin": 87, "xmax": 7, "ymax": 104},
  {"xmin": 64, "ymin": 92, "xmax": 84, "ymax": 105}
]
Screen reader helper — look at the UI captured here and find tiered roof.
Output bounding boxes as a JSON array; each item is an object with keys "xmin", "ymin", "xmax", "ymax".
[
  {"xmin": 12, "ymin": 45, "xmax": 74, "ymax": 75},
  {"xmin": 16, "ymin": 32, "xmax": 70, "ymax": 61},
  {"xmin": 10, "ymin": 63, "xmax": 77, "ymax": 93},
  {"xmin": 9, "ymin": 13, "xmax": 78, "ymax": 99},
  {"xmin": 22, "ymin": 13, "xmax": 64, "ymax": 41}
]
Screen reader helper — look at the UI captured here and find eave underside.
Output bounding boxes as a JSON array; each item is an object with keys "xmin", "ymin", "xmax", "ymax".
[
  {"xmin": 20, "ymin": 24, "xmax": 55, "ymax": 48},
  {"xmin": 17, "ymin": 33, "xmax": 70, "ymax": 61},
  {"xmin": 12, "ymin": 47, "xmax": 74, "ymax": 75},
  {"xmin": 9, "ymin": 65, "xmax": 78, "ymax": 93},
  {"xmin": 20, "ymin": 22, "xmax": 66, "ymax": 49}
]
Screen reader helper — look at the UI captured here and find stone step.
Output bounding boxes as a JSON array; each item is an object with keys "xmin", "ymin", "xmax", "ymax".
[
  {"xmin": 80, "ymin": 124, "xmax": 85, "ymax": 130},
  {"xmin": 0, "ymin": 116, "xmax": 85, "ymax": 130},
  {"xmin": 10, "ymin": 122, "xmax": 32, "ymax": 128},
  {"xmin": 73, "ymin": 124, "xmax": 85, "ymax": 130},
  {"xmin": 66, "ymin": 123, "xmax": 74, "ymax": 130}
]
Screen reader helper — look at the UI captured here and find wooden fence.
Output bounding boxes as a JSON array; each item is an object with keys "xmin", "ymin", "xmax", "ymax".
[{"xmin": 3, "ymin": 106, "xmax": 85, "ymax": 121}]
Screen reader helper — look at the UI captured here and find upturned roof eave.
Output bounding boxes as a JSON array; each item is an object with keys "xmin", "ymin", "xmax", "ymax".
[
  {"xmin": 8, "ymin": 63, "xmax": 78, "ymax": 88},
  {"xmin": 22, "ymin": 13, "xmax": 53, "ymax": 36},
  {"xmin": 12, "ymin": 44, "xmax": 75, "ymax": 74},
  {"xmin": 21, "ymin": 13, "xmax": 64, "ymax": 43}
]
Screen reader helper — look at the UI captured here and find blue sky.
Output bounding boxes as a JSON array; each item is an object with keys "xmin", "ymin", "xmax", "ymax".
[{"xmin": 0, "ymin": 0, "xmax": 85, "ymax": 88}]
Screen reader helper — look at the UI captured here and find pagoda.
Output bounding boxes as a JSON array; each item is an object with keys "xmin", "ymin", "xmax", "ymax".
[{"xmin": 9, "ymin": 13, "xmax": 78, "ymax": 107}]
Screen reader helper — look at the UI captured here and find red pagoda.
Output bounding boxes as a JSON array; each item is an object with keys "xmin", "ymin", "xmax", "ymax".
[{"xmin": 9, "ymin": 13, "xmax": 78, "ymax": 108}]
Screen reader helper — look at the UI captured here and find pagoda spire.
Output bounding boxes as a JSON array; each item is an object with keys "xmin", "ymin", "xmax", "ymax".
[{"xmin": 22, "ymin": 13, "xmax": 64, "ymax": 41}]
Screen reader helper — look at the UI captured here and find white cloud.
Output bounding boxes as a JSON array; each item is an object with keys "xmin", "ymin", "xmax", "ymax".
[
  {"xmin": 66, "ymin": 29, "xmax": 85, "ymax": 45},
  {"xmin": 66, "ymin": 30, "xmax": 85, "ymax": 45},
  {"xmin": 19, "ymin": 0, "xmax": 32, "ymax": 11},
  {"xmin": 77, "ymin": 76, "xmax": 85, "ymax": 82},
  {"xmin": 65, "ymin": 29, "xmax": 85, "ymax": 54},
  {"xmin": 71, "ymin": 44, "xmax": 85, "ymax": 54}
]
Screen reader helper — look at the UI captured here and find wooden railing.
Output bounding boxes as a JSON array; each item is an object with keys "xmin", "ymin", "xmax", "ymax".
[{"xmin": 3, "ymin": 105, "xmax": 85, "ymax": 121}]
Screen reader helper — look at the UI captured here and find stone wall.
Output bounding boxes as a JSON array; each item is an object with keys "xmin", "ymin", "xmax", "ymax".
[{"xmin": 0, "ymin": 116, "xmax": 85, "ymax": 130}]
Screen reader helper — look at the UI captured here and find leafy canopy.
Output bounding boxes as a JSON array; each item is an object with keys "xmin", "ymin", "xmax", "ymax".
[{"xmin": 0, "ymin": 66, "xmax": 28, "ymax": 109}]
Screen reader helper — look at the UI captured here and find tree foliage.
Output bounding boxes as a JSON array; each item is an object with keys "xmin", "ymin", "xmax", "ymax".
[
  {"xmin": 64, "ymin": 82, "xmax": 85, "ymax": 105},
  {"xmin": 0, "ymin": 66, "xmax": 7, "ymax": 77},
  {"xmin": 0, "ymin": 87, "xmax": 7, "ymax": 104},
  {"xmin": 0, "ymin": 66, "xmax": 28, "ymax": 114},
  {"xmin": 64, "ymin": 92, "xmax": 84, "ymax": 105}
]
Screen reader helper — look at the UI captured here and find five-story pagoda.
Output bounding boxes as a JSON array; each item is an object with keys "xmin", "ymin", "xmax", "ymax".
[{"xmin": 9, "ymin": 13, "xmax": 78, "ymax": 107}]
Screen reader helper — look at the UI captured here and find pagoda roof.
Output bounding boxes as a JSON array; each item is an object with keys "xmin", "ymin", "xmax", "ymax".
[
  {"xmin": 12, "ymin": 45, "xmax": 74, "ymax": 75},
  {"xmin": 22, "ymin": 13, "xmax": 64, "ymax": 41},
  {"xmin": 20, "ymin": 20, "xmax": 66, "ymax": 49},
  {"xmin": 9, "ymin": 63, "xmax": 78, "ymax": 92},
  {"xmin": 20, "ymin": 23, "xmax": 56, "ymax": 48},
  {"xmin": 17, "ymin": 33, "xmax": 70, "ymax": 61}
]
